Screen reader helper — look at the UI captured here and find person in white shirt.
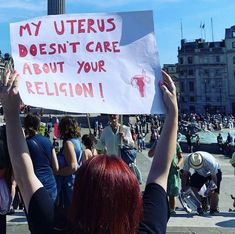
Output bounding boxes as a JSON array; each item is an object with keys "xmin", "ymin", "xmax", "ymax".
[
  {"xmin": 96, "ymin": 114, "xmax": 134, "ymax": 157},
  {"xmin": 181, "ymin": 151, "xmax": 222, "ymax": 215}
]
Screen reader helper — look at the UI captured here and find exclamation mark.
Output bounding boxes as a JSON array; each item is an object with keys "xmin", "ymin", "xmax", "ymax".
[{"xmin": 99, "ymin": 83, "xmax": 104, "ymax": 101}]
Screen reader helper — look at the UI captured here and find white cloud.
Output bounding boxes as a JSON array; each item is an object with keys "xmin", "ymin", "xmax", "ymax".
[
  {"xmin": 0, "ymin": 0, "xmax": 46, "ymax": 23},
  {"xmin": 0, "ymin": 0, "xmax": 45, "ymax": 11}
]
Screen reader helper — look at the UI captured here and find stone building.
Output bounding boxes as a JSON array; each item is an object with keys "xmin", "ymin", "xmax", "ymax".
[{"xmin": 177, "ymin": 25, "xmax": 235, "ymax": 114}]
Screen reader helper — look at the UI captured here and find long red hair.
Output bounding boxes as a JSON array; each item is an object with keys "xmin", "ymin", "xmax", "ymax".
[{"xmin": 69, "ymin": 155, "xmax": 143, "ymax": 234}]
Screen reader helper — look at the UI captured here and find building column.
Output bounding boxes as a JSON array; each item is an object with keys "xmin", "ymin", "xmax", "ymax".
[{"xmin": 48, "ymin": 0, "xmax": 65, "ymax": 15}]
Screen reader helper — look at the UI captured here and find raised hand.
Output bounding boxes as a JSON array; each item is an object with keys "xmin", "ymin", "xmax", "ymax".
[
  {"xmin": 159, "ymin": 70, "xmax": 178, "ymax": 115},
  {"xmin": 0, "ymin": 70, "xmax": 21, "ymax": 112}
]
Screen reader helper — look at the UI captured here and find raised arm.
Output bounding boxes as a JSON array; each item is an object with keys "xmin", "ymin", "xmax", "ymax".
[
  {"xmin": 0, "ymin": 70, "xmax": 42, "ymax": 212},
  {"xmin": 146, "ymin": 70, "xmax": 178, "ymax": 191}
]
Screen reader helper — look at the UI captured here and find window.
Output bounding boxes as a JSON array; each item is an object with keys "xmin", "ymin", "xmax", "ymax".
[
  {"xmin": 180, "ymin": 82, "xmax": 184, "ymax": 92},
  {"xmin": 189, "ymin": 81, "xmax": 194, "ymax": 92},
  {"xmin": 215, "ymin": 69, "xmax": 222, "ymax": 76},
  {"xmin": 233, "ymin": 31, "xmax": 235, "ymax": 38},
  {"xmin": 233, "ymin": 56, "xmax": 235, "ymax": 64},
  {"xmin": 179, "ymin": 57, "xmax": 183, "ymax": 64},
  {"xmin": 190, "ymin": 96, "xmax": 195, "ymax": 102},
  {"xmin": 189, "ymin": 106, "xmax": 195, "ymax": 112},
  {"xmin": 232, "ymin": 42, "xmax": 235, "ymax": 48},
  {"xmin": 188, "ymin": 56, "xmax": 193, "ymax": 64},
  {"xmin": 204, "ymin": 69, "xmax": 209, "ymax": 76},
  {"xmin": 215, "ymin": 56, "xmax": 220, "ymax": 62},
  {"xmin": 204, "ymin": 57, "xmax": 209, "ymax": 63},
  {"xmin": 234, "ymin": 70, "xmax": 235, "ymax": 79},
  {"xmin": 188, "ymin": 69, "xmax": 194, "ymax": 76},
  {"xmin": 206, "ymin": 96, "xmax": 211, "ymax": 102},
  {"xmin": 217, "ymin": 96, "xmax": 222, "ymax": 102}
]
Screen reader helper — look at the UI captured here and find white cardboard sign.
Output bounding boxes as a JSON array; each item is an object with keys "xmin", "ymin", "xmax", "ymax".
[{"xmin": 10, "ymin": 10, "xmax": 165, "ymax": 114}]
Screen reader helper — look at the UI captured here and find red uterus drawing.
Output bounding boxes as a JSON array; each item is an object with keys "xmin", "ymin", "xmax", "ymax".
[{"xmin": 131, "ymin": 70, "xmax": 151, "ymax": 97}]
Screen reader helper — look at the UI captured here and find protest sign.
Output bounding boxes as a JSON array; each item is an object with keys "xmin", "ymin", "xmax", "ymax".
[{"xmin": 10, "ymin": 10, "xmax": 165, "ymax": 114}]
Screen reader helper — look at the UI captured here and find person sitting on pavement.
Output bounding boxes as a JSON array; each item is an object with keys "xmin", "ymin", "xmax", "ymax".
[
  {"xmin": 181, "ymin": 151, "xmax": 222, "ymax": 215},
  {"xmin": 0, "ymin": 69, "xmax": 178, "ymax": 233}
]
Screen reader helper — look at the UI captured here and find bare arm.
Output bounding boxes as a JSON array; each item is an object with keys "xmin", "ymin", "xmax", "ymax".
[
  {"xmin": 181, "ymin": 171, "xmax": 189, "ymax": 192},
  {"xmin": 51, "ymin": 148, "xmax": 59, "ymax": 173},
  {"xmin": 176, "ymin": 151, "xmax": 184, "ymax": 169},
  {"xmin": 1, "ymin": 71, "xmax": 42, "ymax": 212},
  {"xmin": 211, "ymin": 174, "xmax": 218, "ymax": 186},
  {"xmin": 82, "ymin": 149, "xmax": 92, "ymax": 163},
  {"xmin": 146, "ymin": 70, "xmax": 178, "ymax": 191}
]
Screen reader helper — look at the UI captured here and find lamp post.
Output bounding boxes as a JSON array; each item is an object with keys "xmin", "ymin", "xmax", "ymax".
[{"xmin": 48, "ymin": 0, "xmax": 65, "ymax": 15}]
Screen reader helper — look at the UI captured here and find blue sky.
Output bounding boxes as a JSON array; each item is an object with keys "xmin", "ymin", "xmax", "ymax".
[{"xmin": 0, "ymin": 0, "xmax": 235, "ymax": 65}]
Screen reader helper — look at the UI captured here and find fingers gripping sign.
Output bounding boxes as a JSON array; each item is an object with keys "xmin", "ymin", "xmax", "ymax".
[
  {"xmin": 0, "ymin": 70, "xmax": 21, "ymax": 112},
  {"xmin": 159, "ymin": 70, "xmax": 177, "ymax": 114},
  {"xmin": 0, "ymin": 70, "xmax": 20, "ymax": 94}
]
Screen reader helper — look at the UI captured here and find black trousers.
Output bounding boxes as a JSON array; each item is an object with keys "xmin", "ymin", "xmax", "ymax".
[{"xmin": 0, "ymin": 214, "xmax": 6, "ymax": 234}]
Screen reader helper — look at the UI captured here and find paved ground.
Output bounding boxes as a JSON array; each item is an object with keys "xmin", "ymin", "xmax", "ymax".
[{"xmin": 4, "ymin": 127, "xmax": 235, "ymax": 233}]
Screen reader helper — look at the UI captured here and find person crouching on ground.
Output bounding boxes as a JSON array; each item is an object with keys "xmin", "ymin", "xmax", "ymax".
[{"xmin": 181, "ymin": 151, "xmax": 222, "ymax": 215}]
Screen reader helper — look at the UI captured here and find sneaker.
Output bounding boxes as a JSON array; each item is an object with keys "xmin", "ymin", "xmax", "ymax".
[
  {"xmin": 197, "ymin": 207, "xmax": 204, "ymax": 216},
  {"xmin": 209, "ymin": 209, "xmax": 219, "ymax": 215}
]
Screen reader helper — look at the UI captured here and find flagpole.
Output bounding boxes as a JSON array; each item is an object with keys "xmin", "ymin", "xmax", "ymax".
[
  {"xmin": 180, "ymin": 18, "xmax": 183, "ymax": 40},
  {"xmin": 200, "ymin": 22, "xmax": 203, "ymax": 39},
  {"xmin": 211, "ymin": 18, "xmax": 214, "ymax": 42},
  {"xmin": 203, "ymin": 21, "xmax": 206, "ymax": 41}
]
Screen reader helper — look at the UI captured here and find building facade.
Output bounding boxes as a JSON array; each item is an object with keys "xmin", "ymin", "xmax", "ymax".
[{"xmin": 177, "ymin": 25, "xmax": 235, "ymax": 114}]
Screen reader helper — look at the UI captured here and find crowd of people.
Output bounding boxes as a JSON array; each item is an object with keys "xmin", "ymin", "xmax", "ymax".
[
  {"xmin": 0, "ymin": 68, "xmax": 235, "ymax": 234},
  {"xmin": 0, "ymin": 69, "xmax": 179, "ymax": 234}
]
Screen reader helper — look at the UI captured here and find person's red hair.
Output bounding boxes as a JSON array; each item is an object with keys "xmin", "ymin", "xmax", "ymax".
[{"xmin": 69, "ymin": 155, "xmax": 143, "ymax": 234}]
